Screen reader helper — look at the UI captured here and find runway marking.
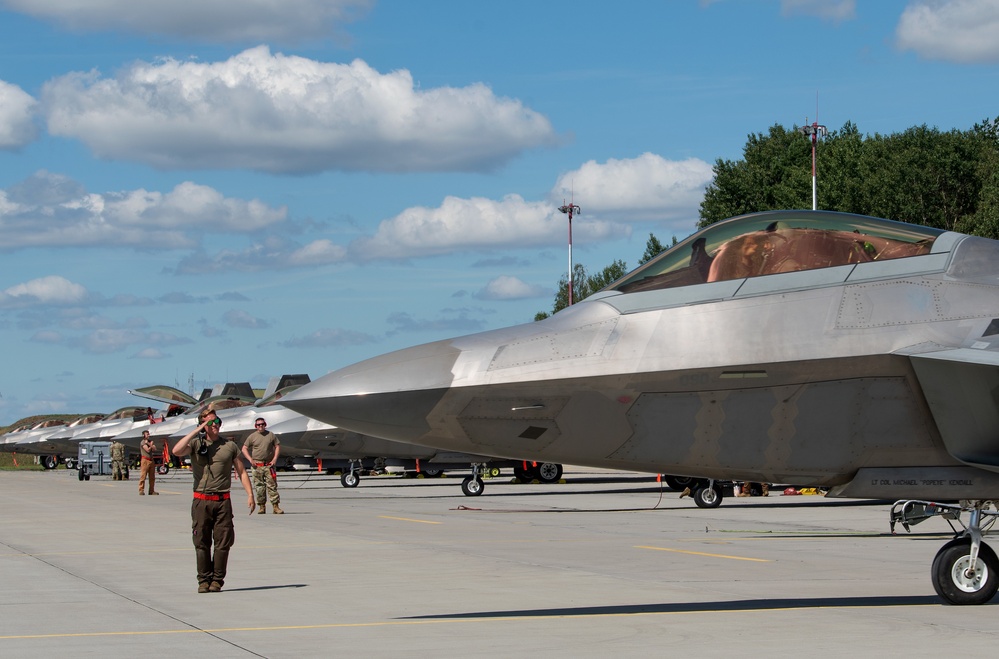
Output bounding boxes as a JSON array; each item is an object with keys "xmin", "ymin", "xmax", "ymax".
[
  {"xmin": 378, "ymin": 515, "xmax": 442, "ymax": 525},
  {"xmin": 635, "ymin": 545, "xmax": 771, "ymax": 562}
]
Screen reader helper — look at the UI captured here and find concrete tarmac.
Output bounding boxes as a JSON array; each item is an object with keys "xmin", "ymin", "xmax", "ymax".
[{"xmin": 1, "ymin": 466, "xmax": 997, "ymax": 657}]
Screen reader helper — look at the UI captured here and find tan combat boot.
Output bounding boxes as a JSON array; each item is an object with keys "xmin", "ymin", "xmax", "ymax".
[{"xmin": 272, "ymin": 504, "xmax": 284, "ymax": 514}]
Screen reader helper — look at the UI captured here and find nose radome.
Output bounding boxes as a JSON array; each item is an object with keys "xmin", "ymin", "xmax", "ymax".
[{"xmin": 281, "ymin": 340, "xmax": 461, "ymax": 442}]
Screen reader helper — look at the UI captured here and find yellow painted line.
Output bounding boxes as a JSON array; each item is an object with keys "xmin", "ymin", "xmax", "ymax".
[
  {"xmin": 635, "ymin": 545, "xmax": 771, "ymax": 562},
  {"xmin": 378, "ymin": 515, "xmax": 442, "ymax": 525}
]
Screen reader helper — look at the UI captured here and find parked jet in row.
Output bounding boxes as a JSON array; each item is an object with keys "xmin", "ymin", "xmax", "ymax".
[{"xmin": 283, "ymin": 210, "xmax": 999, "ymax": 605}]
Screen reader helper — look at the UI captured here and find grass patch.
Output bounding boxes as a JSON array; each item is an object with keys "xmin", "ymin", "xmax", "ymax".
[{"xmin": 0, "ymin": 453, "xmax": 44, "ymax": 470}]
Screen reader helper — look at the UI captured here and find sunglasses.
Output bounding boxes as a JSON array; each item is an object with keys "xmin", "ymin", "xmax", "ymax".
[
  {"xmin": 255, "ymin": 422, "xmax": 266, "ymax": 427},
  {"xmin": 205, "ymin": 418, "xmax": 222, "ymax": 427}
]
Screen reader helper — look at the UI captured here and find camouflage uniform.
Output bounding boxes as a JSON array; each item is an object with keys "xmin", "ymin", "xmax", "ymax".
[
  {"xmin": 110, "ymin": 441, "xmax": 126, "ymax": 480},
  {"xmin": 242, "ymin": 429, "xmax": 282, "ymax": 513}
]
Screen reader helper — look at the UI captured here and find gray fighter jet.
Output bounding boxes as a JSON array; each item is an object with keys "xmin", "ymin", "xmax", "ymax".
[{"xmin": 282, "ymin": 209, "xmax": 999, "ymax": 605}]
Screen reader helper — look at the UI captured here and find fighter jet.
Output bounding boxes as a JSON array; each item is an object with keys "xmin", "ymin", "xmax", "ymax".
[
  {"xmin": 283, "ymin": 209, "xmax": 999, "ymax": 605},
  {"xmin": 11, "ymin": 413, "xmax": 106, "ymax": 467},
  {"xmin": 258, "ymin": 411, "xmax": 562, "ymax": 494}
]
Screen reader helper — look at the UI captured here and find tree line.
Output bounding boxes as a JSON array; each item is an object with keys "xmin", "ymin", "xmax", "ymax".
[{"xmin": 536, "ymin": 118, "xmax": 999, "ymax": 320}]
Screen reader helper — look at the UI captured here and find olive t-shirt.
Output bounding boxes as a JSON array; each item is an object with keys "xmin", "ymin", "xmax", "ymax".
[
  {"xmin": 190, "ymin": 437, "xmax": 240, "ymax": 492},
  {"xmin": 243, "ymin": 430, "xmax": 280, "ymax": 463}
]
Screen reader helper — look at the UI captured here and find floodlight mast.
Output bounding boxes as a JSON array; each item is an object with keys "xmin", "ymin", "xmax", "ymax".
[
  {"xmin": 558, "ymin": 202, "xmax": 581, "ymax": 306},
  {"xmin": 799, "ymin": 120, "xmax": 828, "ymax": 210}
]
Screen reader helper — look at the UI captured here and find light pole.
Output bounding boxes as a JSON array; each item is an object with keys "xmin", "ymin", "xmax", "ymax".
[
  {"xmin": 799, "ymin": 121, "xmax": 827, "ymax": 210},
  {"xmin": 558, "ymin": 202, "xmax": 580, "ymax": 306}
]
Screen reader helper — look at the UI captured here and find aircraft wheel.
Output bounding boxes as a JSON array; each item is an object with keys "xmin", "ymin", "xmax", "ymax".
[
  {"xmin": 64, "ymin": 459, "xmax": 76, "ymax": 470},
  {"xmin": 932, "ymin": 538, "xmax": 999, "ymax": 605},
  {"xmin": 663, "ymin": 475, "xmax": 696, "ymax": 491},
  {"xmin": 421, "ymin": 467, "xmax": 443, "ymax": 478},
  {"xmin": 461, "ymin": 476, "xmax": 484, "ymax": 496},
  {"xmin": 340, "ymin": 471, "xmax": 360, "ymax": 488},
  {"xmin": 41, "ymin": 455, "xmax": 58, "ymax": 470},
  {"xmin": 157, "ymin": 464, "xmax": 169, "ymax": 475},
  {"xmin": 693, "ymin": 484, "xmax": 723, "ymax": 509},
  {"xmin": 536, "ymin": 462, "xmax": 563, "ymax": 483},
  {"xmin": 513, "ymin": 465, "xmax": 534, "ymax": 481}
]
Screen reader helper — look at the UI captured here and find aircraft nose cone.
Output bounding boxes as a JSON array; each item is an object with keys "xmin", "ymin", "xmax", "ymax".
[{"xmin": 281, "ymin": 340, "xmax": 461, "ymax": 441}]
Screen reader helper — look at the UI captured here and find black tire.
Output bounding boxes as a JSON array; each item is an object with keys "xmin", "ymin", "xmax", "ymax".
[
  {"xmin": 536, "ymin": 462, "xmax": 563, "ymax": 483},
  {"xmin": 461, "ymin": 476, "xmax": 484, "ymax": 496},
  {"xmin": 932, "ymin": 538, "xmax": 999, "ymax": 605},
  {"xmin": 663, "ymin": 475, "xmax": 698, "ymax": 491},
  {"xmin": 156, "ymin": 464, "xmax": 169, "ymax": 475},
  {"xmin": 420, "ymin": 467, "xmax": 443, "ymax": 478},
  {"xmin": 513, "ymin": 465, "xmax": 534, "ymax": 481},
  {"xmin": 693, "ymin": 484, "xmax": 724, "ymax": 509},
  {"xmin": 78, "ymin": 468, "xmax": 85, "ymax": 481},
  {"xmin": 41, "ymin": 455, "xmax": 58, "ymax": 470},
  {"xmin": 340, "ymin": 471, "xmax": 360, "ymax": 488}
]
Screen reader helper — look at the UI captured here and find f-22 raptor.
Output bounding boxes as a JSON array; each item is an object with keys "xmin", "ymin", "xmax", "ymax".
[{"xmin": 283, "ymin": 210, "xmax": 999, "ymax": 605}]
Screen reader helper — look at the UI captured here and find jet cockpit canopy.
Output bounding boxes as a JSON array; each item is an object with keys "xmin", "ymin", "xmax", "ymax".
[{"xmin": 609, "ymin": 210, "xmax": 944, "ymax": 294}]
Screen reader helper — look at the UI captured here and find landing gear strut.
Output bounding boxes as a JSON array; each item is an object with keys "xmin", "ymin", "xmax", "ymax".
[
  {"xmin": 461, "ymin": 463, "xmax": 485, "ymax": 496},
  {"xmin": 340, "ymin": 460, "xmax": 361, "ymax": 488},
  {"xmin": 891, "ymin": 499, "xmax": 999, "ymax": 605},
  {"xmin": 692, "ymin": 479, "xmax": 724, "ymax": 509}
]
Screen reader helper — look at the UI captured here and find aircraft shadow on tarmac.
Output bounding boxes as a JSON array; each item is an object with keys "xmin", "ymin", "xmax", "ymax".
[{"xmin": 402, "ymin": 594, "xmax": 962, "ymax": 620}]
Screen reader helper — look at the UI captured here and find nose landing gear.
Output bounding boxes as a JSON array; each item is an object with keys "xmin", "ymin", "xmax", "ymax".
[{"xmin": 891, "ymin": 499, "xmax": 999, "ymax": 605}]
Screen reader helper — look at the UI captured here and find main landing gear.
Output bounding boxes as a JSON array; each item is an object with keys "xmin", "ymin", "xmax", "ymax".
[{"xmin": 891, "ymin": 499, "xmax": 999, "ymax": 605}]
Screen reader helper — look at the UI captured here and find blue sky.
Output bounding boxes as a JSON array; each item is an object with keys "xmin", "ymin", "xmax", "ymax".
[{"xmin": 1, "ymin": 0, "xmax": 998, "ymax": 425}]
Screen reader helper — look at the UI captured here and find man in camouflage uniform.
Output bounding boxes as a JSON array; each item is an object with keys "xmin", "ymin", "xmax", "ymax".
[
  {"xmin": 110, "ymin": 440, "xmax": 127, "ymax": 480},
  {"xmin": 241, "ymin": 418, "xmax": 283, "ymax": 514}
]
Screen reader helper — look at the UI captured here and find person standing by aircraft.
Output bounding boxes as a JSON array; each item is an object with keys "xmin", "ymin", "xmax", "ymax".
[
  {"xmin": 173, "ymin": 407, "xmax": 255, "ymax": 593},
  {"xmin": 241, "ymin": 418, "xmax": 283, "ymax": 514},
  {"xmin": 110, "ymin": 439, "xmax": 127, "ymax": 481},
  {"xmin": 138, "ymin": 431, "xmax": 158, "ymax": 495}
]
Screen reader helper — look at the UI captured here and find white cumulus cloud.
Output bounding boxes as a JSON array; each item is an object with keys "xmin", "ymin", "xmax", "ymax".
[
  {"xmin": 0, "ymin": 80, "xmax": 38, "ymax": 149},
  {"xmin": 350, "ymin": 194, "xmax": 625, "ymax": 261},
  {"xmin": 551, "ymin": 153, "xmax": 714, "ymax": 226},
  {"xmin": 41, "ymin": 46, "xmax": 557, "ymax": 174},
  {"xmin": 0, "ymin": 171, "xmax": 286, "ymax": 250},
  {"xmin": 0, "ymin": 0, "xmax": 373, "ymax": 43},
  {"xmin": 475, "ymin": 276, "xmax": 548, "ymax": 301},
  {"xmin": 896, "ymin": 0, "xmax": 999, "ymax": 63},
  {"xmin": 0, "ymin": 275, "xmax": 88, "ymax": 308}
]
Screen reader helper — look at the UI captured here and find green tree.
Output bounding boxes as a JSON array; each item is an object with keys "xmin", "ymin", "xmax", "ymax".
[
  {"xmin": 700, "ymin": 120, "xmax": 999, "ymax": 235},
  {"xmin": 639, "ymin": 233, "xmax": 667, "ymax": 265},
  {"xmin": 699, "ymin": 124, "xmax": 812, "ymax": 226},
  {"xmin": 535, "ymin": 259, "xmax": 628, "ymax": 320}
]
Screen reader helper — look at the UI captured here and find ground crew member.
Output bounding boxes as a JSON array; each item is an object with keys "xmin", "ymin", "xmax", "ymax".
[
  {"xmin": 173, "ymin": 408, "xmax": 254, "ymax": 593},
  {"xmin": 138, "ymin": 431, "xmax": 158, "ymax": 495},
  {"xmin": 110, "ymin": 440, "xmax": 127, "ymax": 480},
  {"xmin": 241, "ymin": 418, "xmax": 283, "ymax": 514}
]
